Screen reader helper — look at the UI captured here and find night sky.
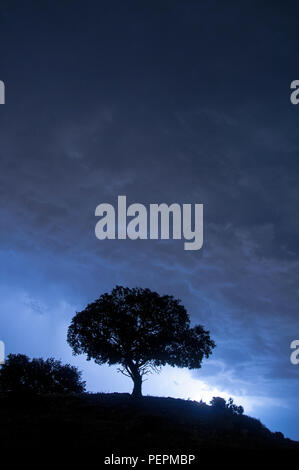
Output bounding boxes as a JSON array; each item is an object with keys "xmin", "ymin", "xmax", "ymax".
[{"xmin": 1, "ymin": 0, "xmax": 299, "ymax": 440}]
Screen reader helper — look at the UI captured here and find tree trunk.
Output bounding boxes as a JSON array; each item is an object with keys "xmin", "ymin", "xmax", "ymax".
[{"xmin": 131, "ymin": 372, "xmax": 142, "ymax": 398}]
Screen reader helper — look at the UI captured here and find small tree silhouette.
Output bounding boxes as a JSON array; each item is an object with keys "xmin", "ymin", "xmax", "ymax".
[
  {"xmin": 210, "ymin": 396, "xmax": 226, "ymax": 410},
  {"xmin": 67, "ymin": 286, "xmax": 215, "ymax": 398},
  {"xmin": 0, "ymin": 354, "xmax": 85, "ymax": 394},
  {"xmin": 210, "ymin": 396, "xmax": 244, "ymax": 415},
  {"xmin": 226, "ymin": 397, "xmax": 244, "ymax": 415}
]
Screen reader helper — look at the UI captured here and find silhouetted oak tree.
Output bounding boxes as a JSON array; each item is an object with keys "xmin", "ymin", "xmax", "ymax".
[{"xmin": 67, "ymin": 286, "xmax": 215, "ymax": 398}]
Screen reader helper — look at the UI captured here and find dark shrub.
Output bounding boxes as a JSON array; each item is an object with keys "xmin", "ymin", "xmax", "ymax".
[
  {"xmin": 226, "ymin": 397, "xmax": 244, "ymax": 415},
  {"xmin": 0, "ymin": 353, "xmax": 85, "ymax": 394},
  {"xmin": 210, "ymin": 396, "xmax": 244, "ymax": 416},
  {"xmin": 210, "ymin": 396, "xmax": 226, "ymax": 410}
]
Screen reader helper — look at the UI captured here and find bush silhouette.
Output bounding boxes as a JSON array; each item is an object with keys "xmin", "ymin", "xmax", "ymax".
[
  {"xmin": 226, "ymin": 397, "xmax": 244, "ymax": 415},
  {"xmin": 210, "ymin": 396, "xmax": 244, "ymax": 415},
  {"xmin": 210, "ymin": 396, "xmax": 226, "ymax": 410},
  {"xmin": 0, "ymin": 354, "xmax": 85, "ymax": 394},
  {"xmin": 67, "ymin": 285, "xmax": 215, "ymax": 398}
]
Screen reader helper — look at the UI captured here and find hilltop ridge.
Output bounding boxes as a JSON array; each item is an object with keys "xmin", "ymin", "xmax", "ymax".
[{"xmin": 0, "ymin": 392, "xmax": 298, "ymax": 465}]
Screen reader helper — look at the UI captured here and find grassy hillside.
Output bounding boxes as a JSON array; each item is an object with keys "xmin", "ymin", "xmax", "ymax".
[{"xmin": 0, "ymin": 392, "xmax": 298, "ymax": 465}]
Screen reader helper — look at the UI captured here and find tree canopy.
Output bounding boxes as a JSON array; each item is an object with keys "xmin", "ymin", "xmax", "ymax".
[
  {"xmin": 210, "ymin": 396, "xmax": 244, "ymax": 415},
  {"xmin": 67, "ymin": 286, "xmax": 215, "ymax": 397}
]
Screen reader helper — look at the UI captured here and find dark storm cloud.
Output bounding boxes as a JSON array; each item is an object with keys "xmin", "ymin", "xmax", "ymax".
[{"xmin": 0, "ymin": 0, "xmax": 298, "ymax": 438}]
